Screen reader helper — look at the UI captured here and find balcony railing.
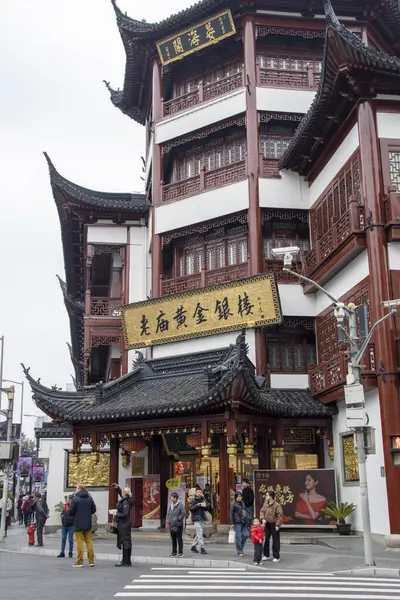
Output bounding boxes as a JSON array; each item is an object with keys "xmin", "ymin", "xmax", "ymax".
[
  {"xmin": 384, "ymin": 184, "xmax": 400, "ymax": 224},
  {"xmin": 264, "ymin": 259, "xmax": 303, "ymax": 283},
  {"xmin": 161, "ymin": 262, "xmax": 249, "ymax": 296},
  {"xmin": 162, "ymin": 160, "xmax": 247, "ymax": 203},
  {"xmin": 308, "ymin": 343, "xmax": 376, "ymax": 396},
  {"xmin": 260, "ymin": 157, "xmax": 280, "ymax": 179},
  {"xmin": 89, "ymin": 297, "xmax": 122, "ymax": 317},
  {"xmin": 257, "ymin": 62, "xmax": 321, "ymax": 90},
  {"xmin": 163, "ymin": 70, "xmax": 244, "ymax": 117},
  {"xmin": 302, "ymin": 200, "xmax": 365, "ymax": 278}
]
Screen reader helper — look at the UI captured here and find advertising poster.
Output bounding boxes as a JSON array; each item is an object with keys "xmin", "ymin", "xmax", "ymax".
[
  {"xmin": 254, "ymin": 469, "xmax": 337, "ymax": 528},
  {"xmin": 17, "ymin": 456, "xmax": 32, "ymax": 477},
  {"xmin": 165, "ymin": 483, "xmax": 186, "ymax": 530},
  {"xmin": 142, "ymin": 474, "xmax": 161, "ymax": 521},
  {"xmin": 32, "ymin": 465, "xmax": 44, "ymax": 483}
]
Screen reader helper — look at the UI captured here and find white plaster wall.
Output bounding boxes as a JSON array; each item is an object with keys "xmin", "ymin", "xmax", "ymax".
[
  {"xmin": 118, "ymin": 447, "xmax": 148, "ymax": 485},
  {"xmin": 376, "ymin": 112, "xmax": 400, "ymax": 139},
  {"xmin": 152, "ymin": 328, "xmax": 257, "ymax": 367},
  {"xmin": 155, "ymin": 180, "xmax": 249, "ymax": 234},
  {"xmin": 330, "ymin": 390, "xmax": 389, "ymax": 535},
  {"xmin": 309, "ymin": 125, "xmax": 359, "ymax": 207},
  {"xmin": 87, "ymin": 225, "xmax": 127, "ymax": 245},
  {"xmin": 259, "ymin": 172, "xmax": 309, "ymax": 209},
  {"xmin": 128, "ymin": 225, "xmax": 148, "ymax": 303},
  {"xmin": 270, "ymin": 374, "xmax": 308, "ymax": 389},
  {"xmin": 256, "ymin": 87, "xmax": 315, "ymax": 114},
  {"xmin": 278, "ymin": 284, "xmax": 316, "ymax": 316},
  {"xmin": 38, "ymin": 437, "xmax": 109, "ymax": 527},
  {"xmin": 388, "ymin": 243, "xmax": 400, "ymax": 270},
  {"xmin": 156, "ymin": 89, "xmax": 246, "ymax": 144}
]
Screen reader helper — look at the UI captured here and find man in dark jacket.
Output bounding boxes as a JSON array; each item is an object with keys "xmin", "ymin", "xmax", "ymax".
[
  {"xmin": 166, "ymin": 492, "xmax": 185, "ymax": 557},
  {"xmin": 58, "ymin": 494, "xmax": 74, "ymax": 558},
  {"xmin": 67, "ymin": 485, "xmax": 96, "ymax": 567},
  {"xmin": 230, "ymin": 492, "xmax": 248, "ymax": 556},
  {"xmin": 34, "ymin": 493, "xmax": 49, "ymax": 547},
  {"xmin": 189, "ymin": 488, "xmax": 208, "ymax": 555},
  {"xmin": 242, "ymin": 478, "xmax": 254, "ymax": 539}
]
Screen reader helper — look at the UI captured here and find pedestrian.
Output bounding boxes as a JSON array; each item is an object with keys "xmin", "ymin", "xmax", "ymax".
[
  {"xmin": 0, "ymin": 496, "xmax": 12, "ymax": 537},
  {"xmin": 260, "ymin": 490, "xmax": 283, "ymax": 562},
  {"xmin": 29, "ymin": 495, "xmax": 36, "ymax": 525},
  {"xmin": 17, "ymin": 494, "xmax": 24, "ymax": 525},
  {"xmin": 229, "ymin": 492, "xmax": 248, "ymax": 557},
  {"xmin": 57, "ymin": 494, "xmax": 74, "ymax": 558},
  {"xmin": 111, "ymin": 483, "xmax": 134, "ymax": 567},
  {"xmin": 21, "ymin": 495, "xmax": 31, "ymax": 527},
  {"xmin": 67, "ymin": 484, "xmax": 96, "ymax": 567},
  {"xmin": 251, "ymin": 518, "xmax": 265, "ymax": 565},
  {"xmin": 242, "ymin": 478, "xmax": 254, "ymax": 540},
  {"xmin": 34, "ymin": 493, "xmax": 49, "ymax": 547},
  {"xmin": 189, "ymin": 488, "xmax": 208, "ymax": 555},
  {"xmin": 166, "ymin": 492, "xmax": 185, "ymax": 557}
]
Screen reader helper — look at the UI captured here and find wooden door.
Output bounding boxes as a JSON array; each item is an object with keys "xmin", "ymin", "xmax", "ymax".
[{"xmin": 126, "ymin": 477, "xmax": 143, "ymax": 527}]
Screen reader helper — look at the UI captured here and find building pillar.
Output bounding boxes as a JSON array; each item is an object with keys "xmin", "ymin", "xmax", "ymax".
[
  {"xmin": 151, "ymin": 57, "xmax": 163, "ymax": 298},
  {"xmin": 108, "ymin": 438, "xmax": 119, "ymax": 521},
  {"xmin": 358, "ymin": 101, "xmax": 400, "ymax": 534},
  {"xmin": 219, "ymin": 434, "xmax": 229, "ymax": 524},
  {"xmin": 243, "ymin": 16, "xmax": 266, "ymax": 376},
  {"xmin": 257, "ymin": 434, "xmax": 270, "ymax": 470}
]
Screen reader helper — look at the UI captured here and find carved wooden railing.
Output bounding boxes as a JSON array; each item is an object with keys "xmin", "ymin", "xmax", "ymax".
[
  {"xmin": 161, "ymin": 262, "xmax": 249, "ymax": 296},
  {"xmin": 163, "ymin": 70, "xmax": 244, "ymax": 117},
  {"xmin": 260, "ymin": 157, "xmax": 280, "ymax": 178},
  {"xmin": 309, "ymin": 343, "xmax": 376, "ymax": 396},
  {"xmin": 89, "ymin": 297, "xmax": 122, "ymax": 317},
  {"xmin": 383, "ymin": 184, "xmax": 400, "ymax": 224},
  {"xmin": 257, "ymin": 62, "xmax": 320, "ymax": 90},
  {"xmin": 264, "ymin": 259, "xmax": 302, "ymax": 282},
  {"xmin": 302, "ymin": 200, "xmax": 365, "ymax": 278},
  {"xmin": 162, "ymin": 160, "xmax": 247, "ymax": 203}
]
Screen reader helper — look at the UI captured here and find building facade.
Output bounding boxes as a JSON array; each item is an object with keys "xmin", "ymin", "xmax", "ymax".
[{"xmin": 27, "ymin": 1, "xmax": 400, "ymax": 537}]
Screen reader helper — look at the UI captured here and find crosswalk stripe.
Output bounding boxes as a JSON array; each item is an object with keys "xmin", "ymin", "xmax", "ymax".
[
  {"xmin": 138, "ymin": 574, "xmax": 400, "ymax": 583},
  {"xmin": 132, "ymin": 579, "xmax": 400, "ymax": 587},
  {"xmin": 124, "ymin": 585, "xmax": 400, "ymax": 591},
  {"xmin": 115, "ymin": 594, "xmax": 400, "ymax": 599},
  {"xmin": 150, "ymin": 567, "xmax": 246, "ymax": 571}
]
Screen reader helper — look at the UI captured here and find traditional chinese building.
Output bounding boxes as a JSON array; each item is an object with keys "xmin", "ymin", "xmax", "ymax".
[{"xmin": 26, "ymin": 0, "xmax": 400, "ymax": 540}]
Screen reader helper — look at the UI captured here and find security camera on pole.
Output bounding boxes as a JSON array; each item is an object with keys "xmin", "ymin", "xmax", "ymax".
[
  {"xmin": 271, "ymin": 245, "xmax": 400, "ymax": 567},
  {"xmin": 0, "ymin": 385, "xmax": 15, "ymax": 543}
]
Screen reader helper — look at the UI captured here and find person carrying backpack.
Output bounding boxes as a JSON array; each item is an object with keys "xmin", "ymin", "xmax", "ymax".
[{"xmin": 57, "ymin": 494, "xmax": 74, "ymax": 558}]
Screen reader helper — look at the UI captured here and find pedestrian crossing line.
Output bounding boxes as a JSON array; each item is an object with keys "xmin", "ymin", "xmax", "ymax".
[
  {"xmin": 150, "ymin": 567, "xmax": 247, "ymax": 571},
  {"xmin": 124, "ymin": 584, "xmax": 400, "ymax": 591},
  {"xmin": 132, "ymin": 579, "xmax": 400, "ymax": 588},
  {"xmin": 115, "ymin": 594, "xmax": 400, "ymax": 599},
  {"xmin": 137, "ymin": 574, "xmax": 400, "ymax": 583}
]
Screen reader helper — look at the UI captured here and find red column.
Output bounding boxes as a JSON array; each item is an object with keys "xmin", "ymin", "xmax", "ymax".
[
  {"xmin": 358, "ymin": 101, "xmax": 400, "ymax": 534},
  {"xmin": 218, "ymin": 434, "xmax": 229, "ymax": 524},
  {"xmin": 108, "ymin": 438, "xmax": 119, "ymax": 521},
  {"xmin": 243, "ymin": 16, "xmax": 267, "ymax": 376},
  {"xmin": 151, "ymin": 57, "xmax": 163, "ymax": 298}
]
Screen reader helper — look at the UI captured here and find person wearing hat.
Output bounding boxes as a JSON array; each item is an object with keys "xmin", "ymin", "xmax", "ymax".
[
  {"xmin": 58, "ymin": 494, "xmax": 75, "ymax": 558},
  {"xmin": 166, "ymin": 492, "xmax": 185, "ymax": 557}
]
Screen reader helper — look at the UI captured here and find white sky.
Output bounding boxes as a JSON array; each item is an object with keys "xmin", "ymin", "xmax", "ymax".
[{"xmin": 0, "ymin": 0, "xmax": 192, "ymax": 436}]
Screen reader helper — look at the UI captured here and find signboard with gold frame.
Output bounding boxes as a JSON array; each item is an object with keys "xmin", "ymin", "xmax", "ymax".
[
  {"xmin": 156, "ymin": 9, "xmax": 236, "ymax": 66},
  {"xmin": 121, "ymin": 273, "xmax": 282, "ymax": 349},
  {"xmin": 66, "ymin": 452, "xmax": 110, "ymax": 488}
]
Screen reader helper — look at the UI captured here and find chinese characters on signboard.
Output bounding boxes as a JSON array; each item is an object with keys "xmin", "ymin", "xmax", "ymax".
[
  {"xmin": 254, "ymin": 469, "xmax": 337, "ymax": 528},
  {"xmin": 121, "ymin": 274, "xmax": 282, "ymax": 349},
  {"xmin": 156, "ymin": 9, "xmax": 236, "ymax": 66}
]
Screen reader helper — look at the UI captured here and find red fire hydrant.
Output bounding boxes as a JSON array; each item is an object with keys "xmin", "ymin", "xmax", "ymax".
[{"xmin": 27, "ymin": 523, "xmax": 36, "ymax": 546}]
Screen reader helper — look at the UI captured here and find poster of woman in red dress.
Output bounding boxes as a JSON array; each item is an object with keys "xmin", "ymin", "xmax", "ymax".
[
  {"xmin": 142, "ymin": 474, "xmax": 161, "ymax": 521},
  {"xmin": 295, "ymin": 473, "xmax": 327, "ymax": 525}
]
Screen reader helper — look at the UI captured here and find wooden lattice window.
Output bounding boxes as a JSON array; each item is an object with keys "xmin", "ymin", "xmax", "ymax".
[
  {"xmin": 174, "ymin": 59, "xmax": 242, "ymax": 97},
  {"xmin": 267, "ymin": 318, "xmax": 316, "ymax": 373},
  {"xmin": 174, "ymin": 136, "xmax": 246, "ymax": 182},
  {"xmin": 260, "ymin": 124, "xmax": 296, "ymax": 160},
  {"xmin": 283, "ymin": 427, "xmax": 316, "ymax": 445},
  {"xmin": 309, "ymin": 153, "xmax": 361, "ymax": 246},
  {"xmin": 263, "ymin": 219, "xmax": 310, "ymax": 259},
  {"xmin": 341, "ymin": 433, "xmax": 359, "ymax": 483},
  {"xmin": 389, "ymin": 151, "xmax": 400, "ymax": 192}
]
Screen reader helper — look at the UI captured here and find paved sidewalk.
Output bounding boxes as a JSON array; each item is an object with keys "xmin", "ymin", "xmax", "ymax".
[{"xmin": 1, "ymin": 524, "xmax": 399, "ymax": 574}]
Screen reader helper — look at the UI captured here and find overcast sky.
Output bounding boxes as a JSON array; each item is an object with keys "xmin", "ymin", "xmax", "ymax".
[{"xmin": 0, "ymin": 0, "xmax": 191, "ymax": 437}]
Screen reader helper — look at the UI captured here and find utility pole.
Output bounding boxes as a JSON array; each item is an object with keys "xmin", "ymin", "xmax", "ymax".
[
  {"xmin": 0, "ymin": 385, "xmax": 14, "ymax": 543},
  {"xmin": 271, "ymin": 246, "xmax": 399, "ymax": 568}
]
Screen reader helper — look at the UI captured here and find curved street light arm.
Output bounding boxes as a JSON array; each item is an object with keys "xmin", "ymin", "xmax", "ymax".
[
  {"xmin": 354, "ymin": 309, "xmax": 396, "ymax": 366},
  {"xmin": 283, "ymin": 267, "xmax": 344, "ymax": 307}
]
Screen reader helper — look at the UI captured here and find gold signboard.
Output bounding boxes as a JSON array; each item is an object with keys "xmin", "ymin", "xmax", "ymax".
[
  {"xmin": 67, "ymin": 452, "xmax": 110, "ymax": 488},
  {"xmin": 156, "ymin": 9, "xmax": 236, "ymax": 66},
  {"xmin": 121, "ymin": 274, "xmax": 282, "ymax": 349}
]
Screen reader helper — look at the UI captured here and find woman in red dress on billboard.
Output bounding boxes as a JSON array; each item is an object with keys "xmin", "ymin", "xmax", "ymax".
[{"xmin": 295, "ymin": 473, "xmax": 327, "ymax": 525}]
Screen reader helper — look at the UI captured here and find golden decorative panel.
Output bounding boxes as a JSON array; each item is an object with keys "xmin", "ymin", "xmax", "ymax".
[
  {"xmin": 342, "ymin": 434, "xmax": 359, "ymax": 483},
  {"xmin": 156, "ymin": 9, "xmax": 236, "ymax": 66},
  {"xmin": 121, "ymin": 274, "xmax": 282, "ymax": 349},
  {"xmin": 67, "ymin": 452, "xmax": 110, "ymax": 488}
]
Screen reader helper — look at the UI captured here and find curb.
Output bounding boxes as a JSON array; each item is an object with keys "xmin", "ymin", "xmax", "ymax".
[
  {"xmin": 334, "ymin": 567, "xmax": 400, "ymax": 578},
  {"xmin": 0, "ymin": 546, "xmax": 257, "ymax": 570}
]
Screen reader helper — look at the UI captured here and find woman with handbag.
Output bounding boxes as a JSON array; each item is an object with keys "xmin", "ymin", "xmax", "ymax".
[{"xmin": 111, "ymin": 483, "xmax": 134, "ymax": 567}]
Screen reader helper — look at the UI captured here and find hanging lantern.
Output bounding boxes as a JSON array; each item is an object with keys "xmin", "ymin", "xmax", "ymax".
[
  {"xmin": 244, "ymin": 443, "xmax": 254, "ymax": 458},
  {"xmin": 122, "ymin": 438, "xmax": 147, "ymax": 453},
  {"xmin": 227, "ymin": 442, "xmax": 237, "ymax": 456},
  {"xmin": 328, "ymin": 444, "xmax": 334, "ymax": 460},
  {"xmin": 201, "ymin": 444, "xmax": 212, "ymax": 458},
  {"xmin": 186, "ymin": 433, "xmax": 201, "ymax": 449},
  {"xmin": 121, "ymin": 452, "xmax": 130, "ymax": 468}
]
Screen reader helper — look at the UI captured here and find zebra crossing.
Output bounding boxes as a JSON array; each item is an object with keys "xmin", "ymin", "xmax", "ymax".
[{"xmin": 114, "ymin": 566, "xmax": 400, "ymax": 599}]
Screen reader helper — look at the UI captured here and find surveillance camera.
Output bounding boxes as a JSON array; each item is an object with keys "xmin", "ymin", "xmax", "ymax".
[
  {"xmin": 382, "ymin": 299, "xmax": 400, "ymax": 309},
  {"xmin": 271, "ymin": 246, "xmax": 300, "ymax": 268}
]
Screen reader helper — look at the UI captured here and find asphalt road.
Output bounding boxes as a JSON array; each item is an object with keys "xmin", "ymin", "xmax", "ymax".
[{"xmin": 2, "ymin": 553, "xmax": 400, "ymax": 600}]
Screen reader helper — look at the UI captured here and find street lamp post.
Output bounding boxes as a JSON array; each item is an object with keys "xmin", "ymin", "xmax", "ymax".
[
  {"xmin": 0, "ymin": 335, "xmax": 4, "ymax": 411},
  {"xmin": 3, "ymin": 380, "xmax": 25, "ymax": 520},
  {"xmin": 0, "ymin": 385, "xmax": 15, "ymax": 543},
  {"xmin": 271, "ymin": 246, "xmax": 399, "ymax": 567}
]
